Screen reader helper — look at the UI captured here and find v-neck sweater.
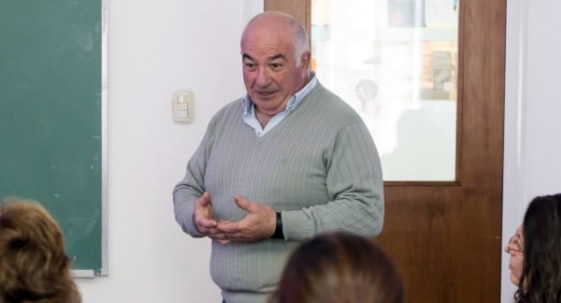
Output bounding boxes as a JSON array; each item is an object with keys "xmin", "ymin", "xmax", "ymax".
[{"xmin": 173, "ymin": 82, "xmax": 384, "ymax": 303}]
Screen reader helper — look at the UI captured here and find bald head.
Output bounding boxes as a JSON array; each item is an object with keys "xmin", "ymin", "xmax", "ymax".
[{"xmin": 242, "ymin": 11, "xmax": 309, "ymax": 63}]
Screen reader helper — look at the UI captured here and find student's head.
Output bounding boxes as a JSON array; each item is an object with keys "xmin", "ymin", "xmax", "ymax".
[
  {"xmin": 241, "ymin": 11, "xmax": 311, "ymax": 117},
  {"xmin": 0, "ymin": 197, "xmax": 81, "ymax": 303},
  {"xmin": 271, "ymin": 232, "xmax": 404, "ymax": 303},
  {"xmin": 505, "ymin": 193, "xmax": 561, "ymax": 303}
]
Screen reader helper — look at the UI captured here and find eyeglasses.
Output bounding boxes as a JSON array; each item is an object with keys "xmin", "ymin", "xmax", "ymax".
[{"xmin": 506, "ymin": 234, "xmax": 524, "ymax": 254}]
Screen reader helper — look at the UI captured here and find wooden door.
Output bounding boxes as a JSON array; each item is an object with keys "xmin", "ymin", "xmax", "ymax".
[{"xmin": 265, "ymin": 0, "xmax": 506, "ymax": 302}]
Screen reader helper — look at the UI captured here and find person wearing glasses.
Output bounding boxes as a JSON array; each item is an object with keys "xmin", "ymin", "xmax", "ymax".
[{"xmin": 504, "ymin": 193, "xmax": 561, "ymax": 303}]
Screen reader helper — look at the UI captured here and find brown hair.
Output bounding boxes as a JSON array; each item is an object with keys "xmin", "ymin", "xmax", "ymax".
[
  {"xmin": 271, "ymin": 232, "xmax": 404, "ymax": 303},
  {"xmin": 0, "ymin": 198, "xmax": 81, "ymax": 303}
]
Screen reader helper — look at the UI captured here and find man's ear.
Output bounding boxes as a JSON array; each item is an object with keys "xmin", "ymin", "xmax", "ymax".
[{"xmin": 300, "ymin": 51, "xmax": 311, "ymax": 72}]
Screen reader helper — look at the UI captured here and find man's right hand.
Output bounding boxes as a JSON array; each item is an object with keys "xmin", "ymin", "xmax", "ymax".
[{"xmin": 193, "ymin": 192, "xmax": 230, "ymax": 244}]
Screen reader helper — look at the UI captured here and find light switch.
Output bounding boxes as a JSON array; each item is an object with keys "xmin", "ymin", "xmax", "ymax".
[{"xmin": 172, "ymin": 90, "xmax": 194, "ymax": 124}]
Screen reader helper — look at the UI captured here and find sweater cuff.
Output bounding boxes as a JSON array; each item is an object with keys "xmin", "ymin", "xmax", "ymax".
[
  {"xmin": 281, "ymin": 210, "xmax": 315, "ymax": 241},
  {"xmin": 180, "ymin": 201, "xmax": 205, "ymax": 238}
]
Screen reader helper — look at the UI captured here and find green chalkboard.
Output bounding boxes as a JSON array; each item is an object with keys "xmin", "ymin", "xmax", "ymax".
[{"xmin": 0, "ymin": 0, "xmax": 104, "ymax": 274}]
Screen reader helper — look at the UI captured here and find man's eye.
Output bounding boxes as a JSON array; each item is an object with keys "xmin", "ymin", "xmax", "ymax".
[
  {"xmin": 270, "ymin": 63, "xmax": 282, "ymax": 69},
  {"xmin": 244, "ymin": 63, "xmax": 256, "ymax": 70}
]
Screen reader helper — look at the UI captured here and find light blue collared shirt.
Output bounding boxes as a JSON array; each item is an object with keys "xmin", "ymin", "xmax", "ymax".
[{"xmin": 241, "ymin": 73, "xmax": 318, "ymax": 137}]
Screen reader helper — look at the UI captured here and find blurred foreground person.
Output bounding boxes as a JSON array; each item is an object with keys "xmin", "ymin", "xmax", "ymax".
[
  {"xmin": 271, "ymin": 232, "xmax": 403, "ymax": 303},
  {"xmin": 0, "ymin": 198, "xmax": 81, "ymax": 303}
]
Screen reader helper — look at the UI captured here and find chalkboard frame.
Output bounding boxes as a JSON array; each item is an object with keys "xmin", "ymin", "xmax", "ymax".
[
  {"xmin": 99, "ymin": 0, "xmax": 108, "ymax": 277},
  {"xmin": 75, "ymin": 0, "xmax": 108, "ymax": 278},
  {"xmin": 69, "ymin": 0, "xmax": 109, "ymax": 278}
]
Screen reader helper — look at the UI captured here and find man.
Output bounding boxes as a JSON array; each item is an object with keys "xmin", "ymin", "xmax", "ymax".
[{"xmin": 173, "ymin": 11, "xmax": 384, "ymax": 303}]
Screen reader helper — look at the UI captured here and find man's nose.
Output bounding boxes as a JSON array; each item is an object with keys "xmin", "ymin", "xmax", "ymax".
[{"xmin": 255, "ymin": 67, "xmax": 271, "ymax": 86}]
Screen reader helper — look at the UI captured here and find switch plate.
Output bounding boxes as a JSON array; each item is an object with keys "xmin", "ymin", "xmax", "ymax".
[{"xmin": 172, "ymin": 90, "xmax": 194, "ymax": 124}]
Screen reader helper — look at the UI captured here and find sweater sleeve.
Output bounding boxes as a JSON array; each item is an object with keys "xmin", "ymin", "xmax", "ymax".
[
  {"xmin": 281, "ymin": 121, "xmax": 384, "ymax": 240},
  {"xmin": 172, "ymin": 122, "xmax": 215, "ymax": 238}
]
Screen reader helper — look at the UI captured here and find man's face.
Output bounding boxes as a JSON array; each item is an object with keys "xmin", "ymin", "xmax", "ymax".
[{"xmin": 241, "ymin": 24, "xmax": 309, "ymax": 117}]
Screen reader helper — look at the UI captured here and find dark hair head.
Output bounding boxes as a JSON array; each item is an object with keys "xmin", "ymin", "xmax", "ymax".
[
  {"xmin": 271, "ymin": 232, "xmax": 404, "ymax": 303},
  {"xmin": 0, "ymin": 197, "xmax": 81, "ymax": 303},
  {"xmin": 515, "ymin": 193, "xmax": 561, "ymax": 303}
]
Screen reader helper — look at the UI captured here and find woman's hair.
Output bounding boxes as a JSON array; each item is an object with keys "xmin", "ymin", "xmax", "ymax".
[
  {"xmin": 515, "ymin": 193, "xmax": 561, "ymax": 303},
  {"xmin": 0, "ymin": 198, "xmax": 81, "ymax": 303},
  {"xmin": 270, "ymin": 232, "xmax": 404, "ymax": 303}
]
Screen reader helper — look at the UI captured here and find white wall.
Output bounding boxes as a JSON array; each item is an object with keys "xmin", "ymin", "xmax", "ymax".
[
  {"xmin": 77, "ymin": 1, "xmax": 262, "ymax": 302},
  {"xmin": 501, "ymin": 0, "xmax": 561, "ymax": 302},
  {"xmin": 73, "ymin": 0, "xmax": 561, "ymax": 301}
]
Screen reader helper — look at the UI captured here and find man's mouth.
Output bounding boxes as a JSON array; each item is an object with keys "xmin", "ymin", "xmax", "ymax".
[{"xmin": 256, "ymin": 90, "xmax": 276, "ymax": 97}]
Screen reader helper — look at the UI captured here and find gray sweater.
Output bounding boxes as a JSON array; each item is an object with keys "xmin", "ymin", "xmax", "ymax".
[{"xmin": 173, "ymin": 83, "xmax": 384, "ymax": 303}]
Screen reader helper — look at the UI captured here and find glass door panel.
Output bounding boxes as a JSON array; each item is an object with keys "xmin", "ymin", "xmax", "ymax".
[{"xmin": 311, "ymin": 0, "xmax": 459, "ymax": 181}]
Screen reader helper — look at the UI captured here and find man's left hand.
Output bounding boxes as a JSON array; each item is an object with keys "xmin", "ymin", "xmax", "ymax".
[{"xmin": 216, "ymin": 195, "xmax": 276, "ymax": 242}]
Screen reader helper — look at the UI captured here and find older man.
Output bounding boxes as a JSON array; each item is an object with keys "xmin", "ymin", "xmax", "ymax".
[{"xmin": 173, "ymin": 11, "xmax": 384, "ymax": 303}]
